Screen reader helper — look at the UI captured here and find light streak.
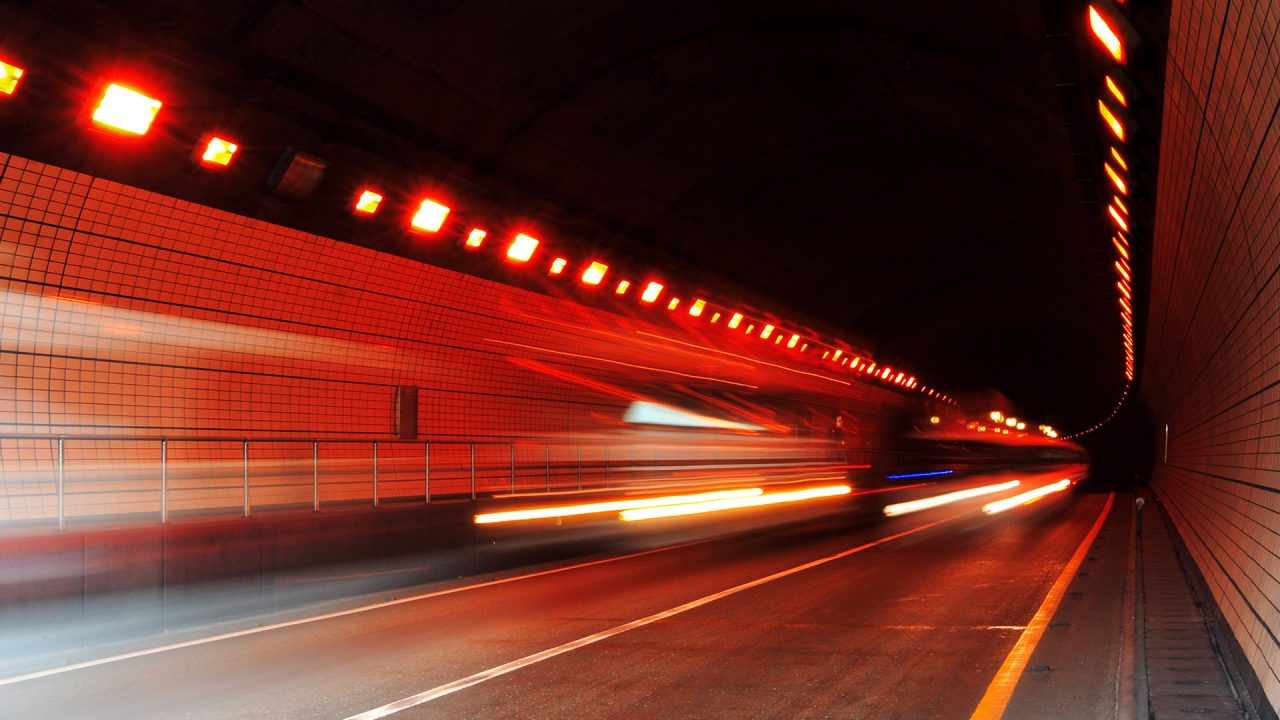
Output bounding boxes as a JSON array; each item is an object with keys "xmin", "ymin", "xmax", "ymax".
[
  {"xmin": 885, "ymin": 469, "xmax": 954, "ymax": 480},
  {"xmin": 620, "ymin": 484, "xmax": 850, "ymax": 521},
  {"xmin": 883, "ymin": 480, "xmax": 1020, "ymax": 517},
  {"xmin": 475, "ymin": 488, "xmax": 764, "ymax": 524},
  {"xmin": 981, "ymin": 479, "xmax": 1072, "ymax": 515}
]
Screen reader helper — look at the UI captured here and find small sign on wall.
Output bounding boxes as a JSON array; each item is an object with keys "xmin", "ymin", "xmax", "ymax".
[{"xmin": 397, "ymin": 385, "xmax": 419, "ymax": 439}]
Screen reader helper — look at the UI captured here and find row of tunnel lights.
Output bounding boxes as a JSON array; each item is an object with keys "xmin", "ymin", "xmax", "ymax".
[
  {"xmin": 0, "ymin": 55, "xmax": 955, "ymax": 403},
  {"xmin": 925, "ymin": 410, "xmax": 1059, "ymax": 440},
  {"xmin": 1087, "ymin": 3, "xmax": 1139, "ymax": 385}
]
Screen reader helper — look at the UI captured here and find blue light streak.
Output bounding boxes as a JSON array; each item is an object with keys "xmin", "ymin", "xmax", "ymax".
[{"xmin": 885, "ymin": 469, "xmax": 955, "ymax": 480}]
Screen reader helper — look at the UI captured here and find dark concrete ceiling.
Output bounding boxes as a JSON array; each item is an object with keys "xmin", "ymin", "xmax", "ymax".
[{"xmin": 1, "ymin": 0, "xmax": 1164, "ymax": 431}]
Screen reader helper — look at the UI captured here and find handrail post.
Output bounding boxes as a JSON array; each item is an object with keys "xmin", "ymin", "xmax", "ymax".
[
  {"xmin": 56, "ymin": 437, "xmax": 65, "ymax": 530},
  {"xmin": 372, "ymin": 441, "xmax": 379, "ymax": 508},
  {"xmin": 312, "ymin": 440, "xmax": 319, "ymax": 511},
  {"xmin": 545, "ymin": 445, "xmax": 550, "ymax": 492},
  {"xmin": 424, "ymin": 441, "xmax": 430, "ymax": 504},
  {"xmin": 160, "ymin": 439, "xmax": 167, "ymax": 524},
  {"xmin": 470, "ymin": 442, "xmax": 476, "ymax": 500},
  {"xmin": 510, "ymin": 443, "xmax": 516, "ymax": 493},
  {"xmin": 242, "ymin": 439, "xmax": 250, "ymax": 518}
]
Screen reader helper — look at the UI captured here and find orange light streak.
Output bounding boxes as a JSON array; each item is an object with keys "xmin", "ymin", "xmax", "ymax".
[
  {"xmin": 621, "ymin": 484, "xmax": 851, "ymax": 521},
  {"xmin": 883, "ymin": 480, "xmax": 1020, "ymax": 517},
  {"xmin": 1115, "ymin": 260, "xmax": 1131, "ymax": 282},
  {"xmin": 476, "ymin": 488, "xmax": 764, "ymax": 524},
  {"xmin": 1113, "ymin": 236, "xmax": 1129, "ymax": 259},
  {"xmin": 982, "ymin": 479, "xmax": 1072, "ymax": 515}
]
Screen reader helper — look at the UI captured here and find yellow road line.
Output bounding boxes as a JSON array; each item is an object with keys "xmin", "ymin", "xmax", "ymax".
[{"xmin": 970, "ymin": 491, "xmax": 1115, "ymax": 719}]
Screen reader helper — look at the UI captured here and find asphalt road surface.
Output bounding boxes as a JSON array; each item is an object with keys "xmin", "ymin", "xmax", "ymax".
[{"xmin": 0, "ymin": 477, "xmax": 1114, "ymax": 719}]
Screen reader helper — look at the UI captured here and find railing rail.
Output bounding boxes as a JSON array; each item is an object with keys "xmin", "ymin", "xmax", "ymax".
[{"xmin": 0, "ymin": 434, "xmax": 849, "ymax": 529}]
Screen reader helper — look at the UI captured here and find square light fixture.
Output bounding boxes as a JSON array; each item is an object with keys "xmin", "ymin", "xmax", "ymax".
[
  {"xmin": 410, "ymin": 198, "xmax": 450, "ymax": 233},
  {"xmin": 199, "ymin": 136, "xmax": 238, "ymax": 167},
  {"xmin": 91, "ymin": 83, "xmax": 161, "ymax": 135},
  {"xmin": 507, "ymin": 233, "xmax": 539, "ymax": 262},
  {"xmin": 354, "ymin": 189, "xmax": 384, "ymax": 214}
]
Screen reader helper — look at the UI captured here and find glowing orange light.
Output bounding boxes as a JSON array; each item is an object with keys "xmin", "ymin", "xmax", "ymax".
[
  {"xmin": 787, "ymin": 333, "xmax": 799, "ymax": 348},
  {"xmin": 1119, "ymin": 296, "xmax": 1132, "ymax": 314},
  {"xmin": 1110, "ymin": 147, "xmax": 1129, "ymax": 172},
  {"xmin": 689, "ymin": 299, "xmax": 706, "ymax": 317},
  {"xmin": 745, "ymin": 324, "xmax": 755, "ymax": 334},
  {"xmin": 410, "ymin": 199, "xmax": 450, "ymax": 232},
  {"xmin": 760, "ymin": 324, "xmax": 774, "ymax": 340},
  {"xmin": 1114, "ymin": 196, "xmax": 1129, "ymax": 215},
  {"xmin": 832, "ymin": 349, "xmax": 843, "ymax": 361},
  {"xmin": 549, "ymin": 257, "xmax": 567, "ymax": 275},
  {"xmin": 1108, "ymin": 203, "xmax": 1129, "ymax": 231},
  {"xmin": 1088, "ymin": 5, "xmax": 1125, "ymax": 63},
  {"xmin": 507, "ymin": 233, "xmax": 539, "ymax": 262},
  {"xmin": 1104, "ymin": 76, "xmax": 1128, "ymax": 106},
  {"xmin": 621, "ymin": 485, "xmax": 851, "ymax": 521},
  {"xmin": 91, "ymin": 83, "xmax": 162, "ymax": 135},
  {"xmin": 801, "ymin": 343, "xmax": 809, "ymax": 351},
  {"xmin": 581, "ymin": 261, "xmax": 608, "ymax": 285},
  {"xmin": 640, "ymin": 281, "xmax": 663, "ymax": 303},
  {"xmin": 0, "ymin": 59, "xmax": 24, "ymax": 96},
  {"xmin": 199, "ymin": 137, "xmax": 238, "ymax": 167},
  {"xmin": 354, "ymin": 189, "xmax": 384, "ymax": 215},
  {"xmin": 1098, "ymin": 100, "xmax": 1125, "ymax": 141},
  {"xmin": 710, "ymin": 312, "xmax": 721, "ymax": 323},
  {"xmin": 884, "ymin": 480, "xmax": 1020, "ymax": 517},
  {"xmin": 1005, "ymin": 417, "xmax": 1018, "ymax": 427},
  {"xmin": 1117, "ymin": 280, "xmax": 1131, "ymax": 299},
  {"xmin": 1113, "ymin": 236, "xmax": 1129, "ymax": 259},
  {"xmin": 929, "ymin": 416, "xmax": 941, "ymax": 425},
  {"xmin": 475, "ymin": 488, "xmax": 764, "ymax": 524},
  {"xmin": 464, "ymin": 228, "xmax": 487, "ymax": 248},
  {"xmin": 1104, "ymin": 162, "xmax": 1127, "ymax": 194},
  {"xmin": 615, "ymin": 280, "xmax": 631, "ymax": 295},
  {"xmin": 667, "ymin": 298, "xmax": 680, "ymax": 311},
  {"xmin": 774, "ymin": 334, "xmax": 783, "ymax": 345},
  {"xmin": 728, "ymin": 312, "xmax": 743, "ymax": 329}
]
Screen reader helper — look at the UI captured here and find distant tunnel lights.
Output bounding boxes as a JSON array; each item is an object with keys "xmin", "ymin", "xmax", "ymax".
[
  {"xmin": 507, "ymin": 233, "xmax": 539, "ymax": 262},
  {"xmin": 760, "ymin": 324, "xmax": 774, "ymax": 339},
  {"xmin": 91, "ymin": 83, "xmax": 162, "ymax": 135},
  {"xmin": 581, "ymin": 261, "xmax": 608, "ymax": 285},
  {"xmin": 1088, "ymin": 5, "xmax": 1125, "ymax": 63},
  {"xmin": 200, "ymin": 137, "xmax": 238, "ymax": 167},
  {"xmin": 1098, "ymin": 100, "xmax": 1125, "ymax": 141},
  {"xmin": 615, "ymin": 280, "xmax": 631, "ymax": 295},
  {"xmin": 410, "ymin": 199, "xmax": 450, "ymax": 232},
  {"xmin": 728, "ymin": 313, "xmax": 743, "ymax": 329},
  {"xmin": 1104, "ymin": 76, "xmax": 1128, "ymax": 106},
  {"xmin": 549, "ymin": 257, "xmax": 567, "ymax": 275},
  {"xmin": 689, "ymin": 299, "xmax": 706, "ymax": 317},
  {"xmin": 667, "ymin": 298, "xmax": 680, "ymax": 311},
  {"xmin": 465, "ymin": 228, "xmax": 486, "ymax": 248},
  {"xmin": 1104, "ymin": 162, "xmax": 1127, "ymax": 194},
  {"xmin": 0, "ymin": 59, "xmax": 25, "ymax": 96}
]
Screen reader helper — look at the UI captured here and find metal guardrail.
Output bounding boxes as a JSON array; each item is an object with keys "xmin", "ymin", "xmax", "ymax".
[{"xmin": 0, "ymin": 435, "xmax": 847, "ymax": 530}]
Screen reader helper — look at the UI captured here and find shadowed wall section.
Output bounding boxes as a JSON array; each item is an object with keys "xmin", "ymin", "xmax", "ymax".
[{"xmin": 1144, "ymin": 0, "xmax": 1280, "ymax": 714}]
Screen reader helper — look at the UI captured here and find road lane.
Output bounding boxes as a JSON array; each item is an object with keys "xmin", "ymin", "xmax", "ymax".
[{"xmin": 0, "ymin": 478, "xmax": 1107, "ymax": 719}]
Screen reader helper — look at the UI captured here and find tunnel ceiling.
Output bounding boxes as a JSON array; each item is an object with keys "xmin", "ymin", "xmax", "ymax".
[{"xmin": 1, "ymin": 0, "xmax": 1144, "ymax": 432}]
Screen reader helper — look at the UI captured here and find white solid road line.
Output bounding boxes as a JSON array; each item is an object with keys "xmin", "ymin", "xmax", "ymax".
[
  {"xmin": 0, "ymin": 539, "xmax": 709, "ymax": 688},
  {"xmin": 343, "ymin": 519, "xmax": 944, "ymax": 720}
]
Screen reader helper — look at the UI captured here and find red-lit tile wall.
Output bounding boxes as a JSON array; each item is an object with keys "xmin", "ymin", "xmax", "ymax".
[
  {"xmin": 1145, "ymin": 0, "xmax": 1280, "ymax": 709},
  {"xmin": 1, "ymin": 153, "xmax": 912, "ymax": 520}
]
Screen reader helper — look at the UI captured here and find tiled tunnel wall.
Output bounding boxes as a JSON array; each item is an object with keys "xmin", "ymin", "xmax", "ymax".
[
  {"xmin": 0, "ymin": 153, "xmax": 913, "ymax": 522},
  {"xmin": 1144, "ymin": 0, "xmax": 1280, "ymax": 712}
]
